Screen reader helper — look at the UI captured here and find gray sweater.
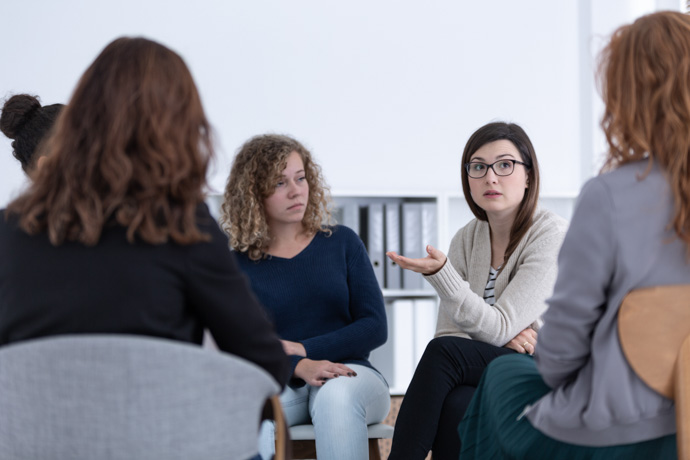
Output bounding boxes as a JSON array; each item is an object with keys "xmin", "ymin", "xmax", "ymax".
[
  {"xmin": 426, "ymin": 208, "xmax": 567, "ymax": 347},
  {"xmin": 528, "ymin": 161, "xmax": 681, "ymax": 446}
]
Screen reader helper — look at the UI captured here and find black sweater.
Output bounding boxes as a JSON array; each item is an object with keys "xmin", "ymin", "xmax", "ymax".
[{"xmin": 0, "ymin": 204, "xmax": 290, "ymax": 388}]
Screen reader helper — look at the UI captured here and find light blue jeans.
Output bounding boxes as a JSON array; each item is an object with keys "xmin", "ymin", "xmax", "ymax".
[{"xmin": 260, "ymin": 364, "xmax": 390, "ymax": 460}]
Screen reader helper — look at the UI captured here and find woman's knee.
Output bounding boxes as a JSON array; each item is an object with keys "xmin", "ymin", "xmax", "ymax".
[
  {"xmin": 311, "ymin": 367, "xmax": 389, "ymax": 419},
  {"xmin": 419, "ymin": 336, "xmax": 460, "ymax": 364}
]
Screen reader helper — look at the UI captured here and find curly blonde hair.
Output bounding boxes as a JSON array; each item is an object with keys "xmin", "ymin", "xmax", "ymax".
[
  {"xmin": 598, "ymin": 12, "xmax": 690, "ymax": 252},
  {"xmin": 221, "ymin": 134, "xmax": 333, "ymax": 260}
]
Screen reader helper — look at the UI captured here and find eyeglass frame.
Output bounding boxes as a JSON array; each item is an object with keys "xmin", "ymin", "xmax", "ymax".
[{"xmin": 464, "ymin": 159, "xmax": 530, "ymax": 179}]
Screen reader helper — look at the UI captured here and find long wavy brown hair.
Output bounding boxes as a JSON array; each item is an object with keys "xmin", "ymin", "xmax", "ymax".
[
  {"xmin": 460, "ymin": 122, "xmax": 540, "ymax": 268},
  {"xmin": 7, "ymin": 37, "xmax": 213, "ymax": 246},
  {"xmin": 599, "ymin": 11, "xmax": 690, "ymax": 250},
  {"xmin": 221, "ymin": 134, "xmax": 332, "ymax": 260}
]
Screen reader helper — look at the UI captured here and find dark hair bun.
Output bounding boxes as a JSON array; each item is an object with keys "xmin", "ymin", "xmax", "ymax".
[{"xmin": 0, "ymin": 94, "xmax": 42, "ymax": 139}]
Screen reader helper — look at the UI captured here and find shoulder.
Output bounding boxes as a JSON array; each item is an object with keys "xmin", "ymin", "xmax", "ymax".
[
  {"xmin": 324, "ymin": 224, "xmax": 362, "ymax": 247},
  {"xmin": 583, "ymin": 160, "xmax": 666, "ymax": 209},
  {"xmin": 516, "ymin": 209, "xmax": 568, "ymax": 257},
  {"xmin": 0, "ymin": 209, "xmax": 25, "ymax": 237},
  {"xmin": 530, "ymin": 208, "xmax": 568, "ymax": 239}
]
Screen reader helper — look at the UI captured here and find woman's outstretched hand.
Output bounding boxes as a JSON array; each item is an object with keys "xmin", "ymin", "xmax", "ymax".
[
  {"xmin": 294, "ymin": 359, "xmax": 357, "ymax": 386},
  {"xmin": 386, "ymin": 245, "xmax": 447, "ymax": 275},
  {"xmin": 505, "ymin": 327, "xmax": 538, "ymax": 355}
]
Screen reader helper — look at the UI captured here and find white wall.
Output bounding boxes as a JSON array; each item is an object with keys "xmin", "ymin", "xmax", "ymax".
[{"xmin": 0, "ymin": 1, "xmax": 682, "ymax": 207}]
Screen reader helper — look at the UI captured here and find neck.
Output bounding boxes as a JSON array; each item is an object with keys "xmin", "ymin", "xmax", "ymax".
[
  {"xmin": 486, "ymin": 210, "xmax": 517, "ymax": 267},
  {"xmin": 268, "ymin": 221, "xmax": 305, "ymax": 245}
]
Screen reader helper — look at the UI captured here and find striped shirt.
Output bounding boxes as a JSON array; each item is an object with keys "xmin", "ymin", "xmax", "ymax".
[{"xmin": 483, "ymin": 266, "xmax": 499, "ymax": 306}]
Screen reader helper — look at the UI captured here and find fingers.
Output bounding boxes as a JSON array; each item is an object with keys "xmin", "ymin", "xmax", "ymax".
[
  {"xmin": 386, "ymin": 251, "xmax": 444, "ymax": 275},
  {"xmin": 386, "ymin": 252, "xmax": 418, "ymax": 271},
  {"xmin": 298, "ymin": 360, "xmax": 358, "ymax": 386},
  {"xmin": 523, "ymin": 341, "xmax": 534, "ymax": 355},
  {"xmin": 426, "ymin": 245, "xmax": 448, "ymax": 263},
  {"xmin": 504, "ymin": 341, "xmax": 523, "ymax": 353},
  {"xmin": 524, "ymin": 328, "xmax": 538, "ymax": 341}
]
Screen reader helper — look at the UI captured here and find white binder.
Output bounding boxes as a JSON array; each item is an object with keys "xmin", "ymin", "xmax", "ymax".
[
  {"xmin": 402, "ymin": 202, "xmax": 423, "ymax": 290},
  {"xmin": 413, "ymin": 298, "xmax": 438, "ymax": 364},
  {"xmin": 421, "ymin": 202, "xmax": 438, "ymax": 291},
  {"xmin": 384, "ymin": 202, "xmax": 402, "ymax": 290},
  {"xmin": 392, "ymin": 299, "xmax": 415, "ymax": 394},
  {"xmin": 339, "ymin": 202, "xmax": 361, "ymax": 235},
  {"xmin": 361, "ymin": 203, "xmax": 385, "ymax": 288}
]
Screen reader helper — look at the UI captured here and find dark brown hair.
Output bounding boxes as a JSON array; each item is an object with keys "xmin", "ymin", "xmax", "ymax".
[
  {"xmin": 221, "ymin": 134, "xmax": 332, "ymax": 261},
  {"xmin": 7, "ymin": 37, "xmax": 213, "ymax": 246},
  {"xmin": 0, "ymin": 94, "xmax": 64, "ymax": 173},
  {"xmin": 599, "ymin": 11, "xmax": 690, "ymax": 251},
  {"xmin": 460, "ymin": 122, "xmax": 540, "ymax": 266}
]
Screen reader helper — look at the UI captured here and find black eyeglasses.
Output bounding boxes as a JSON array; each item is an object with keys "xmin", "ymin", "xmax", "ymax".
[{"xmin": 464, "ymin": 159, "xmax": 529, "ymax": 179}]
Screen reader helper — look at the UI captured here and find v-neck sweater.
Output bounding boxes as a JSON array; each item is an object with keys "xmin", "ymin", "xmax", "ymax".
[{"xmin": 235, "ymin": 225, "xmax": 387, "ymax": 385}]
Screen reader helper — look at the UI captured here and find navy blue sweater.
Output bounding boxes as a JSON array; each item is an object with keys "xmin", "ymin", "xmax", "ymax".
[{"xmin": 235, "ymin": 225, "xmax": 387, "ymax": 385}]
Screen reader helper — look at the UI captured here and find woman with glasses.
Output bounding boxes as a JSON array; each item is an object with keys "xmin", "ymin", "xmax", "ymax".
[{"xmin": 386, "ymin": 121, "xmax": 567, "ymax": 460}]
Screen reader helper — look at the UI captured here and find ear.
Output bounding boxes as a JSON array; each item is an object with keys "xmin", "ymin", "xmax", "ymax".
[{"xmin": 36, "ymin": 155, "xmax": 48, "ymax": 170}]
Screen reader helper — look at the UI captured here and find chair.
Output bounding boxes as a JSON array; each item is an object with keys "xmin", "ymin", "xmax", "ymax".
[
  {"xmin": 618, "ymin": 285, "xmax": 690, "ymax": 460},
  {"xmin": 290, "ymin": 422, "xmax": 394, "ymax": 459},
  {"xmin": 0, "ymin": 334, "xmax": 288, "ymax": 460}
]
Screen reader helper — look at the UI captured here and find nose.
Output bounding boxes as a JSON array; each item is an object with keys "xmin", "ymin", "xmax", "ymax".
[
  {"xmin": 484, "ymin": 167, "xmax": 499, "ymax": 183},
  {"xmin": 287, "ymin": 180, "xmax": 301, "ymax": 196}
]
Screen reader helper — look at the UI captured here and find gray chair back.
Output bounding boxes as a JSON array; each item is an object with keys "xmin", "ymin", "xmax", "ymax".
[{"xmin": 0, "ymin": 334, "xmax": 280, "ymax": 460}]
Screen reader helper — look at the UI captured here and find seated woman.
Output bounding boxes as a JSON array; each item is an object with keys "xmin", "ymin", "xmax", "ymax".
[
  {"xmin": 0, "ymin": 37, "xmax": 290, "ymax": 390},
  {"xmin": 222, "ymin": 134, "xmax": 390, "ymax": 460},
  {"xmin": 386, "ymin": 122, "xmax": 567, "ymax": 460},
  {"xmin": 1, "ymin": 94, "xmax": 64, "ymax": 173},
  {"xmin": 458, "ymin": 11, "xmax": 687, "ymax": 459}
]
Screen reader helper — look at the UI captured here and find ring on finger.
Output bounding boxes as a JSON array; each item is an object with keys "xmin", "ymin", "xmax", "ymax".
[{"xmin": 522, "ymin": 341, "xmax": 530, "ymax": 348}]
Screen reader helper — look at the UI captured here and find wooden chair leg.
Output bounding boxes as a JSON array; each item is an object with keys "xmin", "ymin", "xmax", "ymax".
[
  {"xmin": 676, "ymin": 336, "xmax": 690, "ymax": 460},
  {"xmin": 368, "ymin": 439, "xmax": 381, "ymax": 460}
]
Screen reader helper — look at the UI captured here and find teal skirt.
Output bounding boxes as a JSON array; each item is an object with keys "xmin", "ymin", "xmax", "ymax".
[{"xmin": 458, "ymin": 354, "xmax": 677, "ymax": 460}]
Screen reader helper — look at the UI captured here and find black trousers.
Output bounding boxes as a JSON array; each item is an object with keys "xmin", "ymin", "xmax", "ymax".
[{"xmin": 388, "ymin": 336, "xmax": 515, "ymax": 460}]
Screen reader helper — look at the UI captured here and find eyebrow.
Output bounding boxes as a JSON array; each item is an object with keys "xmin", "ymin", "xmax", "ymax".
[
  {"xmin": 470, "ymin": 153, "xmax": 517, "ymax": 162},
  {"xmin": 279, "ymin": 169, "xmax": 306, "ymax": 177}
]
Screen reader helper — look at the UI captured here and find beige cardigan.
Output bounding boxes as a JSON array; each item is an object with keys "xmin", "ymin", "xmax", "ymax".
[{"xmin": 425, "ymin": 208, "xmax": 567, "ymax": 347}]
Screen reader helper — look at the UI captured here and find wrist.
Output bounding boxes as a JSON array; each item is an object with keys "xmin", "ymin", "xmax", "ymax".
[{"xmin": 425, "ymin": 258, "xmax": 447, "ymax": 276}]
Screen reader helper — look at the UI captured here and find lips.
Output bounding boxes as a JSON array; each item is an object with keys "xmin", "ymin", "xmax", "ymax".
[
  {"xmin": 483, "ymin": 190, "xmax": 502, "ymax": 197},
  {"xmin": 287, "ymin": 203, "xmax": 304, "ymax": 210}
]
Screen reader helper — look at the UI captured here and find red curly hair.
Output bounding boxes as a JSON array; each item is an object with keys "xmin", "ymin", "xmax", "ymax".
[
  {"xmin": 599, "ymin": 11, "xmax": 690, "ymax": 251},
  {"xmin": 7, "ymin": 37, "xmax": 213, "ymax": 246}
]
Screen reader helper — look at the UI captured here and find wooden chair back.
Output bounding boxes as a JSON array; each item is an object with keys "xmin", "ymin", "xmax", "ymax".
[{"xmin": 618, "ymin": 285, "xmax": 690, "ymax": 459}]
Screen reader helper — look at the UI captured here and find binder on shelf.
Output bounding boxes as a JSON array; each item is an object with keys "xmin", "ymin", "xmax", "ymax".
[
  {"xmin": 338, "ymin": 202, "xmax": 361, "ymax": 235},
  {"xmin": 384, "ymin": 202, "xmax": 402, "ymax": 290},
  {"xmin": 391, "ymin": 299, "xmax": 415, "ymax": 393},
  {"xmin": 421, "ymin": 202, "xmax": 438, "ymax": 291},
  {"xmin": 402, "ymin": 202, "xmax": 424, "ymax": 290},
  {"xmin": 360, "ymin": 203, "xmax": 385, "ymax": 289},
  {"xmin": 413, "ymin": 298, "xmax": 438, "ymax": 364}
]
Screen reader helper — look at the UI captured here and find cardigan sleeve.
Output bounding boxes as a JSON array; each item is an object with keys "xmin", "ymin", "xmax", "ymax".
[
  {"xmin": 185, "ymin": 212, "xmax": 291, "ymax": 388},
  {"xmin": 426, "ymin": 216, "xmax": 564, "ymax": 347},
  {"xmin": 535, "ymin": 179, "xmax": 615, "ymax": 388},
  {"xmin": 299, "ymin": 229, "xmax": 387, "ymax": 363}
]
